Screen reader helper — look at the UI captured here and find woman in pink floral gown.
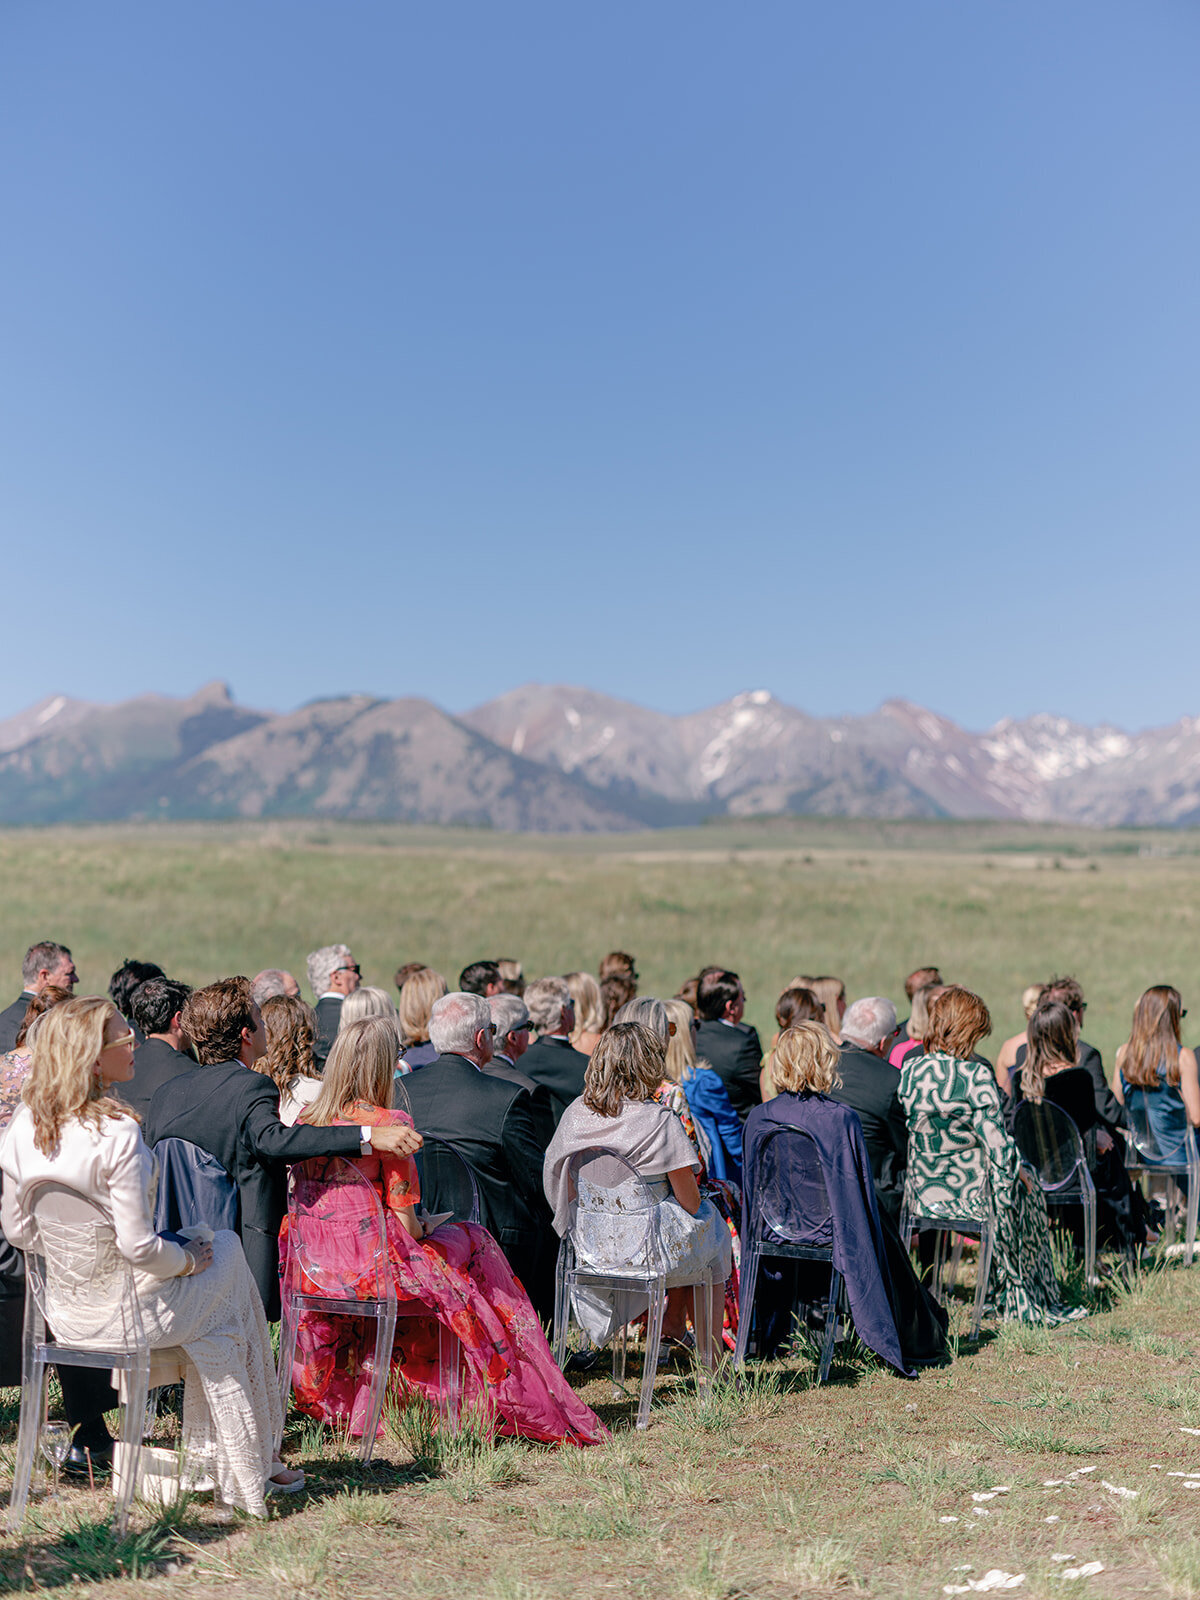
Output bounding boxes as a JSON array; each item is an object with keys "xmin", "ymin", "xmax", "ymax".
[{"xmin": 281, "ymin": 1017, "xmax": 604, "ymax": 1446}]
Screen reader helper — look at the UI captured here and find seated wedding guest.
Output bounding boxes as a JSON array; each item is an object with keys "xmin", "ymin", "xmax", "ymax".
[
  {"xmin": 338, "ymin": 986, "xmax": 407, "ymax": 1076},
  {"xmin": 522, "ymin": 977, "xmax": 591, "ymax": 1123},
  {"xmin": 259, "ymin": 995, "xmax": 322, "ymax": 1126},
  {"xmin": 899, "ymin": 987, "xmax": 1085, "ymax": 1325},
  {"xmin": 600, "ymin": 972, "xmax": 636, "ymax": 1028},
  {"xmin": 497, "ymin": 959, "xmax": 525, "ymax": 996},
  {"xmin": 896, "ymin": 966, "xmax": 942, "ymax": 1043},
  {"xmin": 761, "ymin": 987, "xmax": 825, "ymax": 1101},
  {"xmin": 122, "ymin": 978, "xmax": 194, "ymax": 1119},
  {"xmin": 0, "ymin": 997, "xmax": 298, "ymax": 1512},
  {"xmin": 565, "ymin": 971, "xmax": 605, "ymax": 1056},
  {"xmin": 994, "ymin": 985, "xmax": 1044, "ymax": 1094},
  {"xmin": 790, "ymin": 975, "xmax": 847, "ymax": 1044},
  {"xmin": 286, "ymin": 1016, "xmax": 603, "ymax": 1445},
  {"xmin": 694, "ymin": 969, "xmax": 763, "ymax": 1122},
  {"xmin": 251, "ymin": 969, "xmax": 301, "ymax": 1007},
  {"xmin": 888, "ymin": 983, "xmax": 946, "ymax": 1071},
  {"xmin": 830, "ymin": 997, "xmax": 908, "ymax": 1217},
  {"xmin": 599, "ymin": 951, "xmax": 638, "ymax": 991},
  {"xmin": 1015, "ymin": 976, "xmax": 1114, "ymax": 1122},
  {"xmin": 403, "ymin": 992, "xmax": 554, "ymax": 1318},
  {"xmin": 613, "ymin": 997, "xmax": 707, "ymax": 1160},
  {"xmin": 743, "ymin": 1022, "xmax": 947, "ymax": 1373},
  {"xmin": 459, "ymin": 960, "xmax": 503, "ymax": 998},
  {"xmin": 0, "ymin": 942, "xmax": 78, "ymax": 1055},
  {"xmin": 397, "ymin": 967, "xmax": 448, "ymax": 1071},
  {"xmin": 664, "ymin": 997, "xmax": 742, "ymax": 1183},
  {"xmin": 145, "ymin": 977, "xmax": 422, "ymax": 1318},
  {"xmin": 307, "ymin": 945, "xmax": 361, "ymax": 1069},
  {"xmin": 545, "ymin": 1022, "xmax": 731, "ymax": 1364},
  {"xmin": 486, "ymin": 994, "xmax": 556, "ymax": 1144},
  {"xmin": 1112, "ymin": 984, "xmax": 1200, "ymax": 1158},
  {"xmin": 393, "ymin": 962, "xmax": 425, "ymax": 996},
  {"xmin": 1009, "ymin": 1001, "xmax": 1147, "ymax": 1251},
  {"xmin": 0, "ymin": 987, "xmax": 73, "ymax": 1130},
  {"xmin": 108, "ymin": 959, "xmax": 165, "ymax": 1045}
]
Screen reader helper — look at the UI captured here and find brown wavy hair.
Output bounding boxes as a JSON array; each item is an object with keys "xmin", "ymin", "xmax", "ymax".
[
  {"xmin": 259, "ymin": 994, "xmax": 317, "ymax": 1099},
  {"xmin": 1122, "ymin": 985, "xmax": 1183, "ymax": 1089},
  {"xmin": 582, "ymin": 1022, "xmax": 665, "ymax": 1117},
  {"xmin": 23, "ymin": 997, "xmax": 136, "ymax": 1155},
  {"xmin": 14, "ymin": 985, "xmax": 73, "ymax": 1050},
  {"xmin": 182, "ymin": 976, "xmax": 256, "ymax": 1065},
  {"xmin": 924, "ymin": 986, "xmax": 992, "ymax": 1059}
]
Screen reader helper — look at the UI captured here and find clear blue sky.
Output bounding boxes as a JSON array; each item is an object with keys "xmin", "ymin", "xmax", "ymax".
[{"xmin": 3, "ymin": 2, "xmax": 1197, "ymax": 732}]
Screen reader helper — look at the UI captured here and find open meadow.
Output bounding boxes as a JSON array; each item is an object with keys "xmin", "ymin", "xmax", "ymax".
[{"xmin": 6, "ymin": 818, "xmax": 1200, "ymax": 1596}]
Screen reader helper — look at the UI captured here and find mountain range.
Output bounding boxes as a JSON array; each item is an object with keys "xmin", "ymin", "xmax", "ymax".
[{"xmin": 1, "ymin": 681, "xmax": 1199, "ymax": 831}]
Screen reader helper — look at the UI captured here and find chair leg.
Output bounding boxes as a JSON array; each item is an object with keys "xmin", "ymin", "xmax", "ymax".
[
  {"xmin": 612, "ymin": 1316, "xmax": 627, "ymax": 1395},
  {"xmin": 1185, "ymin": 1169, "xmax": 1199, "ymax": 1269},
  {"xmin": 816, "ymin": 1270, "xmax": 841, "ymax": 1386},
  {"xmin": 113, "ymin": 1355, "xmax": 150, "ymax": 1537},
  {"xmin": 1082, "ymin": 1188, "xmax": 1098, "ymax": 1286},
  {"xmin": 1165, "ymin": 1178, "xmax": 1180, "ymax": 1249},
  {"xmin": 7, "ymin": 1353, "xmax": 46, "ymax": 1533},
  {"xmin": 435, "ymin": 1317, "xmax": 462, "ymax": 1431},
  {"xmin": 637, "ymin": 1282, "xmax": 666, "ymax": 1431},
  {"xmin": 970, "ymin": 1227, "xmax": 993, "ymax": 1341},
  {"xmin": 359, "ymin": 1307, "xmax": 397, "ymax": 1465},
  {"xmin": 552, "ymin": 1242, "xmax": 569, "ymax": 1366},
  {"xmin": 692, "ymin": 1274, "xmax": 713, "ymax": 1391},
  {"xmin": 930, "ymin": 1229, "xmax": 948, "ymax": 1306},
  {"xmin": 276, "ymin": 1301, "xmax": 301, "ymax": 1430},
  {"xmin": 733, "ymin": 1245, "xmax": 760, "ymax": 1367}
]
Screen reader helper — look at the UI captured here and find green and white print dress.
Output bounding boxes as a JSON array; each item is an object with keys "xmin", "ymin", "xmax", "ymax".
[{"xmin": 897, "ymin": 1050, "xmax": 1084, "ymax": 1325}]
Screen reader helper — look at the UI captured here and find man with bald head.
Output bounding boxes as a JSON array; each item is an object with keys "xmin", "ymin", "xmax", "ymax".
[{"xmin": 829, "ymin": 996, "xmax": 908, "ymax": 1217}]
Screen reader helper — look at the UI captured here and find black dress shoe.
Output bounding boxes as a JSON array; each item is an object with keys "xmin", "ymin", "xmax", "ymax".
[{"xmin": 63, "ymin": 1443, "xmax": 113, "ymax": 1479}]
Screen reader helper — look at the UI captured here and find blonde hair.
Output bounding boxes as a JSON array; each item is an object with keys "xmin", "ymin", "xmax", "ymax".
[
  {"xmin": 566, "ymin": 971, "xmax": 605, "ymax": 1038},
  {"xmin": 662, "ymin": 997, "xmax": 698, "ymax": 1085},
  {"xmin": 304, "ymin": 1017, "xmax": 396, "ymax": 1125},
  {"xmin": 790, "ymin": 975, "xmax": 845, "ymax": 1036},
  {"xmin": 23, "ymin": 996, "xmax": 135, "ymax": 1155},
  {"xmin": 340, "ymin": 986, "xmax": 398, "ymax": 1029},
  {"xmin": 770, "ymin": 1023, "xmax": 843, "ymax": 1096},
  {"xmin": 1021, "ymin": 984, "xmax": 1043, "ymax": 1021},
  {"xmin": 908, "ymin": 982, "xmax": 945, "ymax": 1041},
  {"xmin": 396, "ymin": 967, "xmax": 447, "ymax": 1046},
  {"xmin": 582, "ymin": 1023, "xmax": 666, "ymax": 1117}
]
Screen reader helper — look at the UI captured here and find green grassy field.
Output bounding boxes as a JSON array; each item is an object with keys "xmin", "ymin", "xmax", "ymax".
[{"xmin": 4, "ymin": 817, "xmax": 1200, "ymax": 1064}]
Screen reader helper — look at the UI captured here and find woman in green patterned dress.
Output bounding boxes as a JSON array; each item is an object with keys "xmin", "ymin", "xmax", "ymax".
[{"xmin": 898, "ymin": 987, "xmax": 1085, "ymax": 1325}]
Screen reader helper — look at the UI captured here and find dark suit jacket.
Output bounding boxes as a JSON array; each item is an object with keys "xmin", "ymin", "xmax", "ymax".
[
  {"xmin": 484, "ymin": 1056, "xmax": 557, "ymax": 1147},
  {"xmin": 144, "ymin": 1059, "xmax": 362, "ymax": 1318},
  {"xmin": 828, "ymin": 1043, "xmax": 909, "ymax": 1215},
  {"xmin": 313, "ymin": 994, "xmax": 343, "ymax": 1068},
  {"xmin": 119, "ymin": 1037, "xmax": 193, "ymax": 1121},
  {"xmin": 1012, "ymin": 1037, "xmax": 1122, "ymax": 1129},
  {"xmin": 403, "ymin": 1053, "xmax": 553, "ymax": 1315},
  {"xmin": 519, "ymin": 1035, "xmax": 590, "ymax": 1125},
  {"xmin": 0, "ymin": 993, "xmax": 35, "ymax": 1056},
  {"xmin": 694, "ymin": 1019, "xmax": 763, "ymax": 1122}
]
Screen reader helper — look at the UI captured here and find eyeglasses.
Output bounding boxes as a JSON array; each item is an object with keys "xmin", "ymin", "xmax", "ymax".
[{"xmin": 334, "ymin": 965, "xmax": 361, "ymax": 976}]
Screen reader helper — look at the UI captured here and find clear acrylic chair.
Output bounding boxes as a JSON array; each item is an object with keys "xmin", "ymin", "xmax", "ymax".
[
  {"xmin": 733, "ymin": 1125, "xmax": 845, "ymax": 1384},
  {"xmin": 1123, "ymin": 1099, "xmax": 1200, "ymax": 1266},
  {"xmin": 899, "ymin": 1176, "xmax": 994, "ymax": 1342},
  {"xmin": 552, "ymin": 1147, "xmax": 713, "ymax": 1431},
  {"xmin": 9, "ymin": 1182, "xmax": 152, "ymax": 1535},
  {"xmin": 414, "ymin": 1138, "xmax": 482, "ymax": 1225},
  {"xmin": 278, "ymin": 1157, "xmax": 461, "ymax": 1462},
  {"xmin": 1012, "ymin": 1100, "xmax": 1098, "ymax": 1281}
]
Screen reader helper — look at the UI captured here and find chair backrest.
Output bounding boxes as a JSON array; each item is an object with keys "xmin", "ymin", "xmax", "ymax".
[
  {"xmin": 23, "ymin": 1181, "xmax": 146, "ymax": 1351},
  {"xmin": 751, "ymin": 1126, "xmax": 834, "ymax": 1247},
  {"xmin": 565, "ymin": 1145, "xmax": 668, "ymax": 1274},
  {"xmin": 1124, "ymin": 1089, "xmax": 1194, "ymax": 1167},
  {"xmin": 285, "ymin": 1156, "xmax": 395, "ymax": 1307},
  {"xmin": 414, "ymin": 1137, "xmax": 481, "ymax": 1225},
  {"xmin": 153, "ymin": 1137, "xmax": 239, "ymax": 1235},
  {"xmin": 1012, "ymin": 1100, "xmax": 1087, "ymax": 1190}
]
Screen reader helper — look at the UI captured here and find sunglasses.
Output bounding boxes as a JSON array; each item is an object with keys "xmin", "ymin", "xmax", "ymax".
[
  {"xmin": 334, "ymin": 965, "xmax": 362, "ymax": 976},
  {"xmin": 102, "ymin": 1031, "xmax": 135, "ymax": 1052}
]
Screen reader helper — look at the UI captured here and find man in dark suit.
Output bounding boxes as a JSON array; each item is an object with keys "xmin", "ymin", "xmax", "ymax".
[
  {"xmin": 0, "ymin": 941, "xmax": 77, "ymax": 1055},
  {"xmin": 487, "ymin": 993, "xmax": 557, "ymax": 1144},
  {"xmin": 1012, "ymin": 975, "xmax": 1122, "ymax": 1126},
  {"xmin": 404, "ymin": 991, "xmax": 554, "ymax": 1318},
  {"xmin": 520, "ymin": 976, "xmax": 591, "ymax": 1125},
  {"xmin": 306, "ymin": 943, "xmax": 361, "ymax": 1068},
  {"xmin": 144, "ymin": 976, "xmax": 421, "ymax": 1318},
  {"xmin": 829, "ymin": 996, "xmax": 909, "ymax": 1217},
  {"xmin": 693, "ymin": 968, "xmax": 762, "ymax": 1122},
  {"xmin": 120, "ymin": 978, "xmax": 194, "ymax": 1120}
]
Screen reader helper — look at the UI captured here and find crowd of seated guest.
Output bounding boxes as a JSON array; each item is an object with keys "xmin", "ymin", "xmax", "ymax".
[{"xmin": 7, "ymin": 931, "xmax": 1200, "ymax": 1496}]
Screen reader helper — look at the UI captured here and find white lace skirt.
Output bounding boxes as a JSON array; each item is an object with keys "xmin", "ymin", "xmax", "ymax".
[{"xmin": 569, "ymin": 1177, "xmax": 731, "ymax": 1346}]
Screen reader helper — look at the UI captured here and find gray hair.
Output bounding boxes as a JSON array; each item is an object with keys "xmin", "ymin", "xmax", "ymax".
[
  {"xmin": 613, "ymin": 995, "xmax": 670, "ymax": 1045},
  {"xmin": 841, "ymin": 996, "xmax": 898, "ymax": 1050},
  {"xmin": 429, "ymin": 991, "xmax": 492, "ymax": 1056},
  {"xmin": 22, "ymin": 942, "xmax": 71, "ymax": 986},
  {"xmin": 307, "ymin": 944, "xmax": 353, "ymax": 999},
  {"xmin": 489, "ymin": 993, "xmax": 532, "ymax": 1052},
  {"xmin": 251, "ymin": 969, "xmax": 296, "ymax": 1007},
  {"xmin": 340, "ymin": 986, "xmax": 398, "ymax": 1028},
  {"xmin": 525, "ymin": 976, "xmax": 571, "ymax": 1034}
]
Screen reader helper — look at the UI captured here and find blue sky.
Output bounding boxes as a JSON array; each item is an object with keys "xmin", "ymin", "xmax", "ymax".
[{"xmin": 3, "ymin": 2, "xmax": 1197, "ymax": 732}]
